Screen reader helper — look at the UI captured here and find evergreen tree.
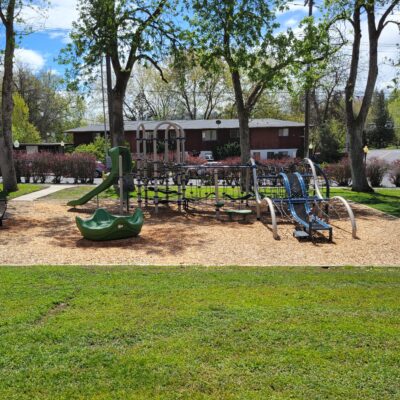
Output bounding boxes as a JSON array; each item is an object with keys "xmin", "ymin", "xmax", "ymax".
[{"xmin": 367, "ymin": 90, "xmax": 395, "ymax": 148}]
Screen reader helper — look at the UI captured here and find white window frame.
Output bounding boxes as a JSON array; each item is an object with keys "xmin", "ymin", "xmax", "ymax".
[
  {"xmin": 202, "ymin": 130, "xmax": 217, "ymax": 141},
  {"xmin": 278, "ymin": 128, "xmax": 289, "ymax": 137}
]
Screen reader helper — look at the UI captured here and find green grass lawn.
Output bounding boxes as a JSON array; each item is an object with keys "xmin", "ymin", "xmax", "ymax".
[
  {"xmin": 330, "ymin": 188, "xmax": 400, "ymax": 217},
  {"xmin": 1, "ymin": 266, "xmax": 399, "ymax": 399},
  {"xmin": 0, "ymin": 183, "xmax": 48, "ymax": 199},
  {"xmin": 43, "ymin": 185, "xmax": 114, "ymax": 201}
]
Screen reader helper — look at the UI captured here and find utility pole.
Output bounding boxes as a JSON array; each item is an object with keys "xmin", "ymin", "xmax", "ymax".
[
  {"xmin": 105, "ymin": 54, "xmax": 114, "ymax": 145},
  {"xmin": 304, "ymin": 0, "xmax": 313, "ymax": 158}
]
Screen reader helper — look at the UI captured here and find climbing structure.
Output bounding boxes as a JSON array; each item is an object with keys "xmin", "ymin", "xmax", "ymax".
[{"xmin": 133, "ymin": 121, "xmax": 356, "ymax": 241}]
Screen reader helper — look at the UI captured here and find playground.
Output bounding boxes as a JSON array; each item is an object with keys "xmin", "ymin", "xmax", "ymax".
[
  {"xmin": 1, "ymin": 121, "xmax": 399, "ymax": 266},
  {"xmin": 1, "ymin": 195, "xmax": 399, "ymax": 266}
]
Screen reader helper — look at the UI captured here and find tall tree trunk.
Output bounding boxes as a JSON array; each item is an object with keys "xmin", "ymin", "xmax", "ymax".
[
  {"xmin": 111, "ymin": 73, "xmax": 129, "ymax": 147},
  {"xmin": 0, "ymin": 6, "xmax": 18, "ymax": 193},
  {"xmin": 231, "ymin": 70, "xmax": 250, "ymax": 164},
  {"xmin": 348, "ymin": 122, "xmax": 371, "ymax": 192},
  {"xmin": 344, "ymin": 3, "xmax": 372, "ymax": 192}
]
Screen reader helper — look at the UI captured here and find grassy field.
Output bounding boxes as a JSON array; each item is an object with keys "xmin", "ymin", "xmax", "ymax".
[
  {"xmin": 0, "ymin": 183, "xmax": 47, "ymax": 199},
  {"xmin": 330, "ymin": 188, "xmax": 400, "ymax": 217},
  {"xmin": 44, "ymin": 185, "xmax": 115, "ymax": 200},
  {"xmin": 0, "ymin": 266, "xmax": 399, "ymax": 399}
]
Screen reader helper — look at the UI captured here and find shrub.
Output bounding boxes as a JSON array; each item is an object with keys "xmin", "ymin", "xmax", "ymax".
[
  {"xmin": 185, "ymin": 155, "xmax": 206, "ymax": 165},
  {"xmin": 31, "ymin": 152, "xmax": 52, "ymax": 183},
  {"xmin": 74, "ymin": 136, "xmax": 110, "ymax": 163},
  {"xmin": 389, "ymin": 160, "xmax": 400, "ymax": 187},
  {"xmin": 259, "ymin": 157, "xmax": 301, "ymax": 172},
  {"xmin": 325, "ymin": 158, "xmax": 352, "ymax": 186},
  {"xmin": 213, "ymin": 142, "xmax": 241, "ymax": 160},
  {"xmin": 51, "ymin": 154, "xmax": 70, "ymax": 183},
  {"xmin": 69, "ymin": 153, "xmax": 96, "ymax": 183},
  {"xmin": 366, "ymin": 157, "xmax": 389, "ymax": 187},
  {"xmin": 220, "ymin": 156, "xmax": 242, "ymax": 166}
]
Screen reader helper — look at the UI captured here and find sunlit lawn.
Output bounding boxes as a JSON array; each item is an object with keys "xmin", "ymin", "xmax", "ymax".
[
  {"xmin": 0, "ymin": 183, "xmax": 47, "ymax": 199},
  {"xmin": 0, "ymin": 266, "xmax": 399, "ymax": 399},
  {"xmin": 330, "ymin": 188, "xmax": 400, "ymax": 217}
]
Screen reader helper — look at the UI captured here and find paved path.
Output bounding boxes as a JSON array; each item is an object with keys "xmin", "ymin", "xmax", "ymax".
[
  {"xmin": 367, "ymin": 149, "xmax": 400, "ymax": 163},
  {"xmin": 12, "ymin": 185, "xmax": 77, "ymax": 201}
]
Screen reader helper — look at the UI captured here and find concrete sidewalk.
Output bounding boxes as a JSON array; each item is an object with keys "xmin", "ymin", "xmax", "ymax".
[{"xmin": 12, "ymin": 185, "xmax": 77, "ymax": 201}]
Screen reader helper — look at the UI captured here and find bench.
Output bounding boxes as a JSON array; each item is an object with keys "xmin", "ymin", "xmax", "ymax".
[
  {"xmin": 224, "ymin": 209, "xmax": 252, "ymax": 221},
  {"xmin": 0, "ymin": 191, "xmax": 7, "ymax": 227}
]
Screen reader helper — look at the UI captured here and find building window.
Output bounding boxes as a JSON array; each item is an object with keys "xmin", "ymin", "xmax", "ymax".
[
  {"xmin": 229, "ymin": 128, "xmax": 240, "ymax": 140},
  {"xmin": 277, "ymin": 151, "xmax": 289, "ymax": 158},
  {"xmin": 278, "ymin": 128, "xmax": 289, "ymax": 137},
  {"xmin": 202, "ymin": 130, "xmax": 217, "ymax": 141}
]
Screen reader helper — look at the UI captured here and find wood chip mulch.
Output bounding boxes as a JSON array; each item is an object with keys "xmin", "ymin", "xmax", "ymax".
[{"xmin": 1, "ymin": 199, "xmax": 399, "ymax": 266}]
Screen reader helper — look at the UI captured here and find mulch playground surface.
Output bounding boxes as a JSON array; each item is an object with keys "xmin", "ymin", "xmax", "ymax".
[{"xmin": 1, "ymin": 198, "xmax": 399, "ymax": 266}]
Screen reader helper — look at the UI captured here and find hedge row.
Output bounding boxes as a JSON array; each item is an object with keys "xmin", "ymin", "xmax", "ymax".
[
  {"xmin": 14, "ymin": 152, "xmax": 97, "ymax": 184},
  {"xmin": 325, "ymin": 157, "xmax": 400, "ymax": 187}
]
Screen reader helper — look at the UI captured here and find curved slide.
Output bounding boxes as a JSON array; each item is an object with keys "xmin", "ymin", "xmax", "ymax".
[
  {"xmin": 67, "ymin": 146, "xmax": 132, "ymax": 207},
  {"xmin": 280, "ymin": 172, "xmax": 332, "ymax": 240}
]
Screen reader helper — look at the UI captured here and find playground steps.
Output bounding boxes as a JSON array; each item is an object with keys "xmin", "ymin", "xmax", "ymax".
[
  {"xmin": 293, "ymin": 230, "xmax": 309, "ymax": 239},
  {"xmin": 224, "ymin": 209, "xmax": 252, "ymax": 221}
]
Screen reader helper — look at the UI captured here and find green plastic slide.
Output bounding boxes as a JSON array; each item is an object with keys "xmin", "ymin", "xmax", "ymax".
[
  {"xmin": 67, "ymin": 146, "xmax": 132, "ymax": 207},
  {"xmin": 75, "ymin": 208, "xmax": 144, "ymax": 241}
]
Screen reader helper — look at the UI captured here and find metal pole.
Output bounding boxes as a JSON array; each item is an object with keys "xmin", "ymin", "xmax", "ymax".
[
  {"xmin": 304, "ymin": 0, "xmax": 313, "ymax": 158},
  {"xmin": 100, "ymin": 56, "xmax": 108, "ymax": 157},
  {"xmin": 214, "ymin": 170, "xmax": 220, "ymax": 219},
  {"xmin": 119, "ymin": 155, "xmax": 124, "ymax": 215},
  {"xmin": 106, "ymin": 54, "xmax": 114, "ymax": 145}
]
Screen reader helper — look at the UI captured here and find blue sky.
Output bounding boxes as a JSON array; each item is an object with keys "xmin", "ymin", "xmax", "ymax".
[{"xmin": 3, "ymin": 0, "xmax": 399, "ymax": 89}]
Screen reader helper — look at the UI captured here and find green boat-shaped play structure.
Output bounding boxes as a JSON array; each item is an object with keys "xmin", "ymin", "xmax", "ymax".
[{"xmin": 76, "ymin": 208, "xmax": 144, "ymax": 241}]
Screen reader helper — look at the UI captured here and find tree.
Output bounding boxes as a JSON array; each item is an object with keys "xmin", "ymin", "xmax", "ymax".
[
  {"xmin": 367, "ymin": 90, "xmax": 395, "ymax": 148},
  {"xmin": 0, "ymin": 0, "xmax": 18, "ymax": 192},
  {"xmin": 327, "ymin": 0, "xmax": 400, "ymax": 192},
  {"xmin": 186, "ymin": 0, "xmax": 331, "ymax": 164},
  {"xmin": 388, "ymin": 90, "xmax": 400, "ymax": 146},
  {"xmin": 12, "ymin": 93, "xmax": 41, "ymax": 143},
  {"xmin": 168, "ymin": 52, "xmax": 230, "ymax": 120},
  {"xmin": 14, "ymin": 67, "xmax": 86, "ymax": 141},
  {"xmin": 63, "ymin": 0, "xmax": 179, "ymax": 146}
]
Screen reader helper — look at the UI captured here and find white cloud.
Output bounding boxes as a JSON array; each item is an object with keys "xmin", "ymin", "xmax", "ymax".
[
  {"xmin": 285, "ymin": 18, "xmax": 299, "ymax": 28},
  {"xmin": 48, "ymin": 30, "xmax": 72, "ymax": 44},
  {"xmin": 20, "ymin": 0, "xmax": 78, "ymax": 31},
  {"xmin": 15, "ymin": 49, "xmax": 45, "ymax": 72},
  {"xmin": 278, "ymin": 3, "xmax": 307, "ymax": 16}
]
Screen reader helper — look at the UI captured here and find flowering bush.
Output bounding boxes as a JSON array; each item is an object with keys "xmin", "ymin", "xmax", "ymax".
[
  {"xmin": 366, "ymin": 157, "xmax": 389, "ymax": 187},
  {"xmin": 11, "ymin": 151, "xmax": 97, "ymax": 184},
  {"xmin": 220, "ymin": 156, "xmax": 242, "ymax": 166},
  {"xmin": 325, "ymin": 158, "xmax": 352, "ymax": 186},
  {"xmin": 185, "ymin": 155, "xmax": 206, "ymax": 165},
  {"xmin": 389, "ymin": 160, "xmax": 400, "ymax": 187},
  {"xmin": 69, "ymin": 153, "xmax": 96, "ymax": 183},
  {"xmin": 31, "ymin": 152, "xmax": 52, "ymax": 183}
]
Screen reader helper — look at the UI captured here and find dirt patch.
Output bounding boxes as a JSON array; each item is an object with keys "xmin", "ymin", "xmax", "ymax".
[{"xmin": 1, "ymin": 198, "xmax": 399, "ymax": 266}]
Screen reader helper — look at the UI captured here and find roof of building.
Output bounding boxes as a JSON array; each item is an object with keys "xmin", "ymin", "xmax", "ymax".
[{"xmin": 66, "ymin": 118, "xmax": 305, "ymax": 133}]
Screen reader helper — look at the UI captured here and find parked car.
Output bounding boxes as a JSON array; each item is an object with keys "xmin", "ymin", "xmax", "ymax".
[
  {"xmin": 204, "ymin": 154, "xmax": 214, "ymax": 161},
  {"xmin": 95, "ymin": 161, "xmax": 106, "ymax": 178}
]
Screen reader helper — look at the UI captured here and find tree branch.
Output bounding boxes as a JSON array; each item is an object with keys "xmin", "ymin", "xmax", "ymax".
[
  {"xmin": 377, "ymin": 0, "xmax": 400, "ymax": 36},
  {"xmin": 137, "ymin": 54, "xmax": 167, "ymax": 83}
]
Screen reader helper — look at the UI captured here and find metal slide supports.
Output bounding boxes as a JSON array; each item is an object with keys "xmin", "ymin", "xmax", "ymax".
[
  {"xmin": 250, "ymin": 158, "xmax": 279, "ymax": 240},
  {"xmin": 304, "ymin": 157, "xmax": 323, "ymax": 199},
  {"xmin": 305, "ymin": 157, "xmax": 357, "ymax": 239},
  {"xmin": 331, "ymin": 196, "xmax": 357, "ymax": 239}
]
